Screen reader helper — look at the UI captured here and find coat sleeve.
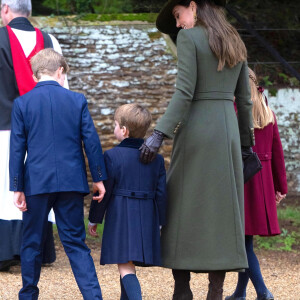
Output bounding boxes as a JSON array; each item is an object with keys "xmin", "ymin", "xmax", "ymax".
[
  {"xmin": 155, "ymin": 29, "xmax": 197, "ymax": 138},
  {"xmin": 234, "ymin": 61, "xmax": 255, "ymax": 147},
  {"xmin": 155, "ymin": 156, "xmax": 167, "ymax": 226},
  {"xmin": 89, "ymin": 152, "xmax": 115, "ymax": 224},
  {"xmin": 81, "ymin": 95, "xmax": 107, "ymax": 182},
  {"xmin": 9, "ymin": 99, "xmax": 26, "ymax": 192},
  {"xmin": 271, "ymin": 115, "xmax": 288, "ymax": 194}
]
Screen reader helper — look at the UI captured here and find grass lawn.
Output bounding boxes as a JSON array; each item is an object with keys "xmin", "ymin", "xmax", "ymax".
[{"xmin": 255, "ymin": 204, "xmax": 300, "ymax": 252}]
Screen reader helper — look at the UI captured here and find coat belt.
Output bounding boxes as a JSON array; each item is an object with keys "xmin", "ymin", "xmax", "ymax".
[
  {"xmin": 112, "ymin": 188, "xmax": 155, "ymax": 199},
  {"xmin": 257, "ymin": 152, "xmax": 272, "ymax": 161},
  {"xmin": 193, "ymin": 91, "xmax": 234, "ymax": 101}
]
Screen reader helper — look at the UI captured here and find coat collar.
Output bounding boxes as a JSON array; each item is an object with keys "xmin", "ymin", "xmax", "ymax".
[
  {"xmin": 117, "ymin": 138, "xmax": 144, "ymax": 149},
  {"xmin": 35, "ymin": 81, "xmax": 61, "ymax": 89},
  {"xmin": 8, "ymin": 17, "xmax": 35, "ymax": 32}
]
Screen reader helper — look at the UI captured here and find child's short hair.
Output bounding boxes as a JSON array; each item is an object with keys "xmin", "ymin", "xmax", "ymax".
[
  {"xmin": 30, "ymin": 48, "xmax": 69, "ymax": 80},
  {"xmin": 114, "ymin": 103, "xmax": 152, "ymax": 138}
]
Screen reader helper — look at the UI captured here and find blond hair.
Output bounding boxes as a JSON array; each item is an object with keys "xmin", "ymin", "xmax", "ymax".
[
  {"xmin": 114, "ymin": 103, "xmax": 152, "ymax": 138},
  {"xmin": 178, "ymin": 0, "xmax": 247, "ymax": 71},
  {"xmin": 30, "ymin": 48, "xmax": 69, "ymax": 80},
  {"xmin": 249, "ymin": 68, "xmax": 274, "ymax": 129}
]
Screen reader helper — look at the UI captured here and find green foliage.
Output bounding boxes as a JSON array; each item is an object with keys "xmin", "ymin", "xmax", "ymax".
[
  {"xmin": 278, "ymin": 73, "xmax": 289, "ymax": 83},
  {"xmin": 261, "ymin": 75, "xmax": 273, "ymax": 87},
  {"xmin": 260, "ymin": 76, "xmax": 278, "ymax": 96},
  {"xmin": 148, "ymin": 31, "xmax": 162, "ymax": 40},
  {"xmin": 131, "ymin": 0, "xmax": 166, "ymax": 13},
  {"xmin": 255, "ymin": 207, "xmax": 300, "ymax": 251},
  {"xmin": 80, "ymin": 13, "xmax": 158, "ymax": 23},
  {"xmin": 278, "ymin": 73, "xmax": 300, "ymax": 87},
  {"xmin": 42, "ymin": 0, "xmax": 99, "ymax": 14},
  {"xmin": 39, "ymin": 0, "xmax": 165, "ymax": 14},
  {"xmin": 278, "ymin": 207, "xmax": 300, "ymax": 225},
  {"xmin": 93, "ymin": 0, "xmax": 133, "ymax": 14},
  {"xmin": 289, "ymin": 77, "xmax": 300, "ymax": 87},
  {"xmin": 255, "ymin": 229, "xmax": 298, "ymax": 251},
  {"xmin": 269, "ymin": 87, "xmax": 278, "ymax": 97}
]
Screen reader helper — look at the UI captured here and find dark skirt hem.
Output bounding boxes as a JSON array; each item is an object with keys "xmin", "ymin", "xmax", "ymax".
[{"xmin": 100, "ymin": 259, "xmax": 161, "ymax": 267}]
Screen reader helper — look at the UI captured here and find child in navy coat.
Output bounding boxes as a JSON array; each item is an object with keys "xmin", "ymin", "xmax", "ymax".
[{"xmin": 88, "ymin": 103, "xmax": 167, "ymax": 300}]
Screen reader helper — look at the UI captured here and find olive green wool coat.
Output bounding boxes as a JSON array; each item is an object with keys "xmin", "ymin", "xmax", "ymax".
[{"xmin": 156, "ymin": 26, "xmax": 254, "ymax": 271}]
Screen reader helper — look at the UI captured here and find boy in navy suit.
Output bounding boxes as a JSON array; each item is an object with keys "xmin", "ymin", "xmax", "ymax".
[
  {"xmin": 9, "ymin": 49, "xmax": 107, "ymax": 300},
  {"xmin": 88, "ymin": 103, "xmax": 167, "ymax": 300}
]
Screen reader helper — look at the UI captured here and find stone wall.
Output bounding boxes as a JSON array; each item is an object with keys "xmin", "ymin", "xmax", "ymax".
[
  {"xmin": 44, "ymin": 23, "xmax": 300, "ymax": 196},
  {"xmin": 266, "ymin": 89, "xmax": 300, "ymax": 194},
  {"xmin": 45, "ymin": 24, "xmax": 177, "ymax": 201}
]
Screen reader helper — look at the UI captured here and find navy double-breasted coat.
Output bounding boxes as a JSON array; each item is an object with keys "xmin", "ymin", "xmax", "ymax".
[{"xmin": 89, "ymin": 138, "xmax": 167, "ymax": 266}]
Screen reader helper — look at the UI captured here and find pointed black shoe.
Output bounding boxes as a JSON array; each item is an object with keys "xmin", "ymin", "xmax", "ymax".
[
  {"xmin": 225, "ymin": 295, "xmax": 246, "ymax": 300},
  {"xmin": 256, "ymin": 290, "xmax": 274, "ymax": 300}
]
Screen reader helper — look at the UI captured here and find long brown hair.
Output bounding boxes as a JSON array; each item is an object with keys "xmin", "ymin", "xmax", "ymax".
[
  {"xmin": 179, "ymin": 0, "xmax": 247, "ymax": 71},
  {"xmin": 248, "ymin": 68, "xmax": 274, "ymax": 129}
]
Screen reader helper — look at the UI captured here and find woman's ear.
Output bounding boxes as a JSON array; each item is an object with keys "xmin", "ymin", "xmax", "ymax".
[{"xmin": 190, "ymin": 1, "xmax": 197, "ymax": 11}]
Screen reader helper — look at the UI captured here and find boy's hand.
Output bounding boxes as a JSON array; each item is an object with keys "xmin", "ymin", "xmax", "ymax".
[
  {"xmin": 14, "ymin": 192, "xmax": 27, "ymax": 212},
  {"xmin": 92, "ymin": 181, "xmax": 106, "ymax": 202},
  {"xmin": 88, "ymin": 222, "xmax": 98, "ymax": 237}
]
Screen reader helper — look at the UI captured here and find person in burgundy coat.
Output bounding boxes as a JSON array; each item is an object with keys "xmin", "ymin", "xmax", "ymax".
[{"xmin": 226, "ymin": 69, "xmax": 288, "ymax": 300}]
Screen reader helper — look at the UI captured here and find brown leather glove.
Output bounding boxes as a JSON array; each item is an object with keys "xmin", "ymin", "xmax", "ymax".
[{"xmin": 139, "ymin": 130, "xmax": 165, "ymax": 164}]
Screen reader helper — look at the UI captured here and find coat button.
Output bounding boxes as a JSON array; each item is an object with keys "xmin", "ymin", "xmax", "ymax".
[
  {"xmin": 131, "ymin": 192, "xmax": 135, "ymax": 196},
  {"xmin": 265, "ymin": 154, "xmax": 268, "ymax": 158}
]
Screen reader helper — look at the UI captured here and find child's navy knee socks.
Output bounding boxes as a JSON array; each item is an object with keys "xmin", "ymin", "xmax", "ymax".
[{"xmin": 121, "ymin": 274, "xmax": 142, "ymax": 300}]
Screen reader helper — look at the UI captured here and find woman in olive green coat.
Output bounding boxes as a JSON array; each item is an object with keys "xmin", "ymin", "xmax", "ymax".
[{"xmin": 140, "ymin": 1, "xmax": 254, "ymax": 299}]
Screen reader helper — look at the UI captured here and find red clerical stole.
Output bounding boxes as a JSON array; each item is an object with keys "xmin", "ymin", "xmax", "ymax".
[{"xmin": 6, "ymin": 26, "xmax": 45, "ymax": 96}]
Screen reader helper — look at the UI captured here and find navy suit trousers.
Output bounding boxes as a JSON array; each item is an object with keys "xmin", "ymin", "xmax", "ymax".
[{"xmin": 19, "ymin": 192, "xmax": 102, "ymax": 300}]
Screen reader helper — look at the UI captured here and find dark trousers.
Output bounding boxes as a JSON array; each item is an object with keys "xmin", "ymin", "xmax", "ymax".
[{"xmin": 19, "ymin": 192, "xmax": 102, "ymax": 300}]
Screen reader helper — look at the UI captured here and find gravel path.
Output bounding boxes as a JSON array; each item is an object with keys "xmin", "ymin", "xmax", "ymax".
[{"xmin": 0, "ymin": 240, "xmax": 299, "ymax": 300}]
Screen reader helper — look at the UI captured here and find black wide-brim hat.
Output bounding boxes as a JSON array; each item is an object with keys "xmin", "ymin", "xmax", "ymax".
[{"xmin": 156, "ymin": 0, "xmax": 228, "ymax": 34}]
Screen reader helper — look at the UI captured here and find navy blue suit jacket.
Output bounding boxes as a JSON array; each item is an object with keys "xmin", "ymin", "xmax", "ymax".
[{"xmin": 9, "ymin": 81, "xmax": 107, "ymax": 196}]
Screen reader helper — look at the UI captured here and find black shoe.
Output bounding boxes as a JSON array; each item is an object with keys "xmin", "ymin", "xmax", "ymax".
[
  {"xmin": 0, "ymin": 260, "xmax": 13, "ymax": 272},
  {"xmin": 173, "ymin": 290, "xmax": 193, "ymax": 300},
  {"xmin": 256, "ymin": 290, "xmax": 274, "ymax": 300},
  {"xmin": 225, "ymin": 295, "xmax": 246, "ymax": 300}
]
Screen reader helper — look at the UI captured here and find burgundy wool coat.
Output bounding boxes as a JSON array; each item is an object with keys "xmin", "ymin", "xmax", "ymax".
[{"xmin": 244, "ymin": 114, "xmax": 288, "ymax": 236}]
